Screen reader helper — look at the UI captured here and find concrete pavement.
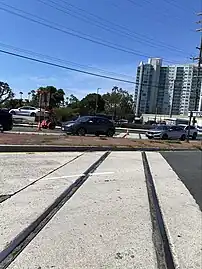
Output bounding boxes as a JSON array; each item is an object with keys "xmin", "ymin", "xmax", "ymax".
[
  {"xmin": 147, "ymin": 152, "xmax": 202, "ymax": 269},
  {"xmin": 0, "ymin": 152, "xmax": 104, "ymax": 252},
  {"xmin": 0, "ymin": 151, "xmax": 201, "ymax": 269}
]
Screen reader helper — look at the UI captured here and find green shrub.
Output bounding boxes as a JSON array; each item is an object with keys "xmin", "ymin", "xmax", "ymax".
[{"xmin": 54, "ymin": 108, "xmax": 80, "ymax": 122}]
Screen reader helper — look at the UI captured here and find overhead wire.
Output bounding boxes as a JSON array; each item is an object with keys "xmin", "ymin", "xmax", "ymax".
[
  {"xmin": 56, "ymin": 0, "xmax": 190, "ymax": 55},
  {"xmin": 124, "ymin": 0, "xmax": 195, "ymax": 31},
  {"xmin": 0, "ymin": 42, "xmax": 135, "ymax": 80},
  {"xmin": 0, "ymin": 48, "xmax": 136, "ymax": 85},
  {"xmin": 161, "ymin": 0, "xmax": 196, "ymax": 14},
  {"xmin": 0, "ymin": 47, "xmax": 172, "ymax": 89},
  {"xmin": 0, "ymin": 2, "xmax": 184, "ymax": 64},
  {"xmin": 0, "ymin": 3, "xmax": 154, "ymax": 59},
  {"xmin": 39, "ymin": 0, "xmax": 191, "ymax": 56}
]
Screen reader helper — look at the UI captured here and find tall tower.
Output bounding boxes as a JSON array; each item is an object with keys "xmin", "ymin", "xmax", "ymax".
[{"xmin": 135, "ymin": 58, "xmax": 162, "ymax": 116}]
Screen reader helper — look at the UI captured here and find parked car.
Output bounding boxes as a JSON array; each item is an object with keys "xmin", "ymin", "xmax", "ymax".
[
  {"xmin": 179, "ymin": 124, "xmax": 198, "ymax": 140},
  {"xmin": 9, "ymin": 106, "xmax": 42, "ymax": 117},
  {"xmin": 61, "ymin": 116, "xmax": 115, "ymax": 137},
  {"xmin": 0, "ymin": 109, "xmax": 13, "ymax": 131},
  {"xmin": 144, "ymin": 120, "xmax": 157, "ymax": 126},
  {"xmin": 146, "ymin": 125, "xmax": 187, "ymax": 140}
]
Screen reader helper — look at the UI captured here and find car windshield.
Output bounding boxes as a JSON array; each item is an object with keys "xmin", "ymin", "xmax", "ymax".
[
  {"xmin": 76, "ymin": 116, "xmax": 91, "ymax": 123},
  {"xmin": 154, "ymin": 125, "xmax": 168, "ymax": 130}
]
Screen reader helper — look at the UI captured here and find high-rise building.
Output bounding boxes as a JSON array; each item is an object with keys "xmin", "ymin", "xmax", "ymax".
[
  {"xmin": 134, "ymin": 58, "xmax": 162, "ymax": 116},
  {"xmin": 134, "ymin": 58, "xmax": 202, "ymax": 116}
]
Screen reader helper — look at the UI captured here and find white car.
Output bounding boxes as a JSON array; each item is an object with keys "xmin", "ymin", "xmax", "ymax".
[
  {"xmin": 9, "ymin": 106, "xmax": 41, "ymax": 117},
  {"xmin": 179, "ymin": 124, "xmax": 198, "ymax": 140}
]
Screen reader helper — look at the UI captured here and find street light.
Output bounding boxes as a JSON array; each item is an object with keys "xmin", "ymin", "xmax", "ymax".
[
  {"xmin": 95, "ymin": 88, "xmax": 101, "ymax": 115},
  {"xmin": 112, "ymin": 86, "xmax": 118, "ymax": 120}
]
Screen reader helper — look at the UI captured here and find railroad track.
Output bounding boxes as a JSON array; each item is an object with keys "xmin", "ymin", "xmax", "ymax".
[
  {"xmin": 0, "ymin": 151, "xmax": 200, "ymax": 268},
  {"xmin": 142, "ymin": 152, "xmax": 175, "ymax": 269},
  {"xmin": 0, "ymin": 151, "xmax": 200, "ymax": 269},
  {"xmin": 0, "ymin": 152, "xmax": 85, "ymax": 204},
  {"xmin": 0, "ymin": 151, "xmax": 110, "ymax": 268}
]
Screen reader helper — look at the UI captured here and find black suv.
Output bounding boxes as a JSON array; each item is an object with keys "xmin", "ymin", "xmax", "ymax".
[
  {"xmin": 61, "ymin": 116, "xmax": 115, "ymax": 137},
  {"xmin": 0, "ymin": 109, "xmax": 13, "ymax": 131}
]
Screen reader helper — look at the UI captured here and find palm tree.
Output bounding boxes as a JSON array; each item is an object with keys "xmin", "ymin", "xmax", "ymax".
[
  {"xmin": 31, "ymin": 90, "xmax": 35, "ymax": 95},
  {"xmin": 28, "ymin": 92, "xmax": 31, "ymax": 102},
  {"xmin": 19, "ymin": 91, "xmax": 23, "ymax": 106},
  {"xmin": 19, "ymin": 91, "xmax": 23, "ymax": 100}
]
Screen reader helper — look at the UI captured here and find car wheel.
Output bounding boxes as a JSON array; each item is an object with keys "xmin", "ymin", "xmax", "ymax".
[
  {"xmin": 30, "ymin": 112, "xmax": 36, "ymax": 117},
  {"xmin": 180, "ymin": 134, "xmax": 186, "ymax": 141},
  {"xmin": 48, "ymin": 122, "xmax": 55, "ymax": 130},
  {"xmin": 10, "ymin": 111, "xmax": 16, "ymax": 115},
  {"xmin": 2, "ymin": 124, "xmax": 13, "ymax": 131},
  {"xmin": 95, "ymin": 132, "xmax": 100, "ymax": 137},
  {"xmin": 106, "ymin": 129, "xmax": 114, "ymax": 137},
  {"xmin": 77, "ymin": 128, "xmax": 86, "ymax": 136},
  {"xmin": 192, "ymin": 132, "xmax": 197, "ymax": 140},
  {"xmin": 162, "ymin": 134, "xmax": 168, "ymax": 140}
]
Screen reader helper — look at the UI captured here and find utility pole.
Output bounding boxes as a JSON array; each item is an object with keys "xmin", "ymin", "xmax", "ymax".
[
  {"xmin": 112, "ymin": 86, "xmax": 118, "ymax": 121},
  {"xmin": 95, "ymin": 88, "xmax": 101, "ymax": 115},
  {"xmin": 187, "ymin": 12, "xmax": 202, "ymax": 142}
]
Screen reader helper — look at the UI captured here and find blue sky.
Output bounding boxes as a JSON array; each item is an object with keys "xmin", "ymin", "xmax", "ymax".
[{"xmin": 0, "ymin": 0, "xmax": 200, "ymax": 99}]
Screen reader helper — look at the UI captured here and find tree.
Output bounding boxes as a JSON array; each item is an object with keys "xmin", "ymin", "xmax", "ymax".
[
  {"xmin": 54, "ymin": 88, "xmax": 65, "ymax": 107},
  {"xmin": 80, "ymin": 93, "xmax": 105, "ymax": 115},
  {"xmin": 0, "ymin": 81, "xmax": 14, "ymax": 105},
  {"xmin": 29, "ymin": 90, "xmax": 38, "ymax": 107},
  {"xmin": 19, "ymin": 91, "xmax": 23, "ymax": 99},
  {"xmin": 102, "ymin": 87, "xmax": 134, "ymax": 118},
  {"xmin": 28, "ymin": 92, "xmax": 31, "ymax": 102},
  {"xmin": 35, "ymin": 86, "xmax": 65, "ymax": 108},
  {"xmin": 1, "ymin": 98, "xmax": 21, "ymax": 109},
  {"xmin": 68, "ymin": 94, "xmax": 80, "ymax": 109},
  {"xmin": 19, "ymin": 91, "xmax": 23, "ymax": 106}
]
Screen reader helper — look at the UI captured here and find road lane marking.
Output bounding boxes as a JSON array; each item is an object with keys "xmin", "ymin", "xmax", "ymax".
[{"xmin": 27, "ymin": 171, "xmax": 115, "ymax": 182}]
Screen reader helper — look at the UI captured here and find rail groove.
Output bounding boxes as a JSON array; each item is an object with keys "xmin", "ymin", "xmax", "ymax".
[
  {"xmin": 0, "ymin": 152, "xmax": 85, "ymax": 204},
  {"xmin": 0, "ymin": 151, "xmax": 110, "ymax": 268},
  {"xmin": 142, "ymin": 152, "xmax": 176, "ymax": 269}
]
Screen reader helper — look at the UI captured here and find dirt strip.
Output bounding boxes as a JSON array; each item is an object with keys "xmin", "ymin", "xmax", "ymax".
[{"xmin": 0, "ymin": 133, "xmax": 201, "ymax": 150}]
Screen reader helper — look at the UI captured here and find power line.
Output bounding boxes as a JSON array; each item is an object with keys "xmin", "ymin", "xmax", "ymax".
[
  {"xmin": 161, "ymin": 0, "xmax": 196, "ymax": 14},
  {"xmin": 1, "ymin": 46, "xmax": 196, "ymax": 99},
  {"xmin": 124, "ymin": 0, "xmax": 194, "ymax": 31},
  {"xmin": 39, "ymin": 0, "xmax": 190, "ymax": 56},
  {"xmin": 0, "ymin": 42, "xmax": 135, "ymax": 80},
  {"xmin": 0, "ymin": 47, "xmax": 167, "ymax": 90},
  {"xmin": 54, "ymin": 0, "xmax": 190, "ymax": 55},
  {"xmin": 0, "ymin": 2, "xmax": 186, "ymax": 64},
  {"xmin": 0, "ymin": 48, "xmax": 136, "ymax": 84},
  {"xmin": 0, "ymin": 4, "xmax": 152, "ymax": 59}
]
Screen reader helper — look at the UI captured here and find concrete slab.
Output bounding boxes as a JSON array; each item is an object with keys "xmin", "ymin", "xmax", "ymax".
[
  {"xmin": 139, "ymin": 133, "xmax": 148, "ymax": 139},
  {"xmin": 147, "ymin": 152, "xmax": 202, "ymax": 269},
  {"xmin": 0, "ymin": 152, "xmax": 104, "ymax": 253},
  {"xmin": 115, "ymin": 132, "xmax": 126, "ymax": 137},
  {"xmin": 0, "ymin": 152, "xmax": 82, "ymax": 195},
  {"xmin": 8, "ymin": 152, "xmax": 157, "ymax": 269},
  {"xmin": 126, "ymin": 133, "xmax": 140, "ymax": 139}
]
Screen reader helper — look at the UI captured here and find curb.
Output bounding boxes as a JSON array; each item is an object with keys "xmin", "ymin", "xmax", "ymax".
[
  {"xmin": 13, "ymin": 123, "xmax": 61, "ymax": 129},
  {"xmin": 0, "ymin": 145, "xmax": 200, "ymax": 153},
  {"xmin": 4, "ymin": 131, "xmax": 65, "ymax": 136}
]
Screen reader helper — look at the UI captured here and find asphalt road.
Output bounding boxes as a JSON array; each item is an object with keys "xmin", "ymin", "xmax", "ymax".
[
  {"xmin": 9, "ymin": 126, "xmax": 202, "ymax": 141},
  {"xmin": 161, "ymin": 151, "xmax": 202, "ymax": 211}
]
